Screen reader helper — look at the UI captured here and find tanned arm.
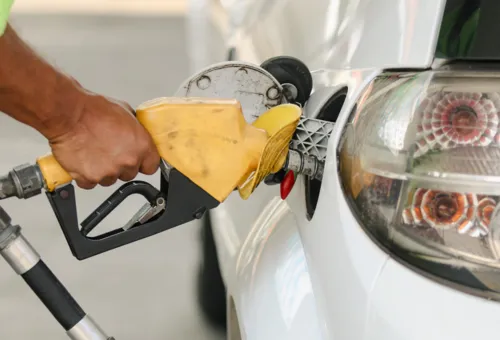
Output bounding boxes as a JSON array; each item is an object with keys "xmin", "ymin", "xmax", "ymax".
[
  {"xmin": 0, "ymin": 24, "xmax": 84, "ymax": 139},
  {"xmin": 0, "ymin": 24, "xmax": 160, "ymax": 188}
]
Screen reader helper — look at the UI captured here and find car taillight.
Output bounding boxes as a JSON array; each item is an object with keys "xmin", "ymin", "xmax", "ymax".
[{"xmin": 338, "ymin": 70, "xmax": 500, "ymax": 295}]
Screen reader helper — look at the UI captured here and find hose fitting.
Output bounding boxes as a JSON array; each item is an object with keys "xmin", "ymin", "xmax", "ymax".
[{"xmin": 0, "ymin": 164, "xmax": 44, "ymax": 200}]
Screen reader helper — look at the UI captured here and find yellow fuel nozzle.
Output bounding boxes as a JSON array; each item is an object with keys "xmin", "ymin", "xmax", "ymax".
[{"xmin": 135, "ymin": 97, "xmax": 301, "ymax": 202}]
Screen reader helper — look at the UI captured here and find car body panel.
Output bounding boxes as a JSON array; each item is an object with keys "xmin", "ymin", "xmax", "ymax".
[
  {"xmin": 367, "ymin": 257, "xmax": 500, "ymax": 339},
  {"xmin": 232, "ymin": 197, "xmax": 323, "ymax": 340},
  {"xmin": 204, "ymin": 0, "xmax": 500, "ymax": 339},
  {"xmin": 219, "ymin": 0, "xmax": 446, "ymax": 70},
  {"xmin": 294, "ymin": 68, "xmax": 390, "ymax": 340}
]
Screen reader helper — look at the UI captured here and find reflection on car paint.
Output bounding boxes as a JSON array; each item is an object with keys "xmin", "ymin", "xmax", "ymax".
[{"xmin": 275, "ymin": 232, "xmax": 312, "ymax": 327}]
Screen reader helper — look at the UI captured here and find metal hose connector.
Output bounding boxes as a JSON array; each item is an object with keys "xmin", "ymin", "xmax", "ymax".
[{"xmin": 0, "ymin": 164, "xmax": 44, "ymax": 200}]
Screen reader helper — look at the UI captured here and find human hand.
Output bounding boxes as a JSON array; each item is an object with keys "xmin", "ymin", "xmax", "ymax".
[{"xmin": 48, "ymin": 92, "xmax": 160, "ymax": 189}]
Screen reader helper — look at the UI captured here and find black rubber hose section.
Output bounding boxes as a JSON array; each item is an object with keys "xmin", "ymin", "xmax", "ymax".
[{"xmin": 21, "ymin": 260, "xmax": 85, "ymax": 330}]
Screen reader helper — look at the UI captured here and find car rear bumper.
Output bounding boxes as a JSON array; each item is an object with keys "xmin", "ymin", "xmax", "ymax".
[{"xmin": 298, "ymin": 156, "xmax": 500, "ymax": 339}]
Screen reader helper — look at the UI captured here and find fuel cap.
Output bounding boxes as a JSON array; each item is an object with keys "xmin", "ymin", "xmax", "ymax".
[{"xmin": 174, "ymin": 61, "xmax": 285, "ymax": 123}]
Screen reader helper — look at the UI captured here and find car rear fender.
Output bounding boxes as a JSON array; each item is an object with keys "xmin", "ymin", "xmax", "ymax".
[{"xmin": 215, "ymin": 196, "xmax": 324, "ymax": 340}]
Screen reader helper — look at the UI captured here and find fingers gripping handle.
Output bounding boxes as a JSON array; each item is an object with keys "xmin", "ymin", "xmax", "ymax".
[{"xmin": 36, "ymin": 154, "xmax": 72, "ymax": 192}]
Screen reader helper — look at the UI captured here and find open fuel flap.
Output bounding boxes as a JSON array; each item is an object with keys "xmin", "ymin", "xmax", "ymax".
[{"xmin": 170, "ymin": 57, "xmax": 335, "ymax": 195}]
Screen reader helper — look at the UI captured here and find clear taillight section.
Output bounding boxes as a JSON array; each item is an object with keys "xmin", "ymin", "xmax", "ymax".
[
  {"xmin": 339, "ymin": 71, "xmax": 500, "ymax": 288},
  {"xmin": 402, "ymin": 189, "xmax": 492, "ymax": 238}
]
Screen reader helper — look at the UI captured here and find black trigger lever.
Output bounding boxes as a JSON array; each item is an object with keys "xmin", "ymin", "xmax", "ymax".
[{"xmin": 80, "ymin": 181, "xmax": 162, "ymax": 236}]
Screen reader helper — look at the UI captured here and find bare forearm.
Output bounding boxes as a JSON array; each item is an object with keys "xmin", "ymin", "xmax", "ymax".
[{"xmin": 0, "ymin": 24, "xmax": 85, "ymax": 139}]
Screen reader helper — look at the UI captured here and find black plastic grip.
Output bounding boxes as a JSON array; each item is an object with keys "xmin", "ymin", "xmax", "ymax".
[
  {"xmin": 47, "ymin": 169, "xmax": 220, "ymax": 260},
  {"xmin": 21, "ymin": 260, "xmax": 85, "ymax": 330}
]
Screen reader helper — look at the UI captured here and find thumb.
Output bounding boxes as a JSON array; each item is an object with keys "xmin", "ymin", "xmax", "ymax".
[{"xmin": 140, "ymin": 148, "xmax": 161, "ymax": 175}]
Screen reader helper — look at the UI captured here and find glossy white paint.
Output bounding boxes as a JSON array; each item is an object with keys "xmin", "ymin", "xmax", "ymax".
[
  {"xmin": 206, "ymin": 1, "xmax": 500, "ymax": 339},
  {"xmin": 236, "ymin": 197, "xmax": 322, "ymax": 340},
  {"xmin": 367, "ymin": 258, "xmax": 500, "ymax": 339},
  {"xmin": 295, "ymin": 69, "xmax": 389, "ymax": 340},
  {"xmin": 219, "ymin": 0, "xmax": 446, "ymax": 70}
]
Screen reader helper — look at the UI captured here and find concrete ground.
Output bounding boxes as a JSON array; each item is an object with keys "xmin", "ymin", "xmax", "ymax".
[{"xmin": 0, "ymin": 14, "xmax": 225, "ymax": 339}]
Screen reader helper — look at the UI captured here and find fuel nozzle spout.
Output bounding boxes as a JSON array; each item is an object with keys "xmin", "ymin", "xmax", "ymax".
[
  {"xmin": 0, "ymin": 164, "xmax": 44, "ymax": 200},
  {"xmin": 284, "ymin": 149, "xmax": 324, "ymax": 180}
]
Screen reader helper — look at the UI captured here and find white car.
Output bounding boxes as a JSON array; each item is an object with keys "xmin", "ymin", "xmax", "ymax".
[{"xmin": 196, "ymin": 0, "xmax": 500, "ymax": 339}]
